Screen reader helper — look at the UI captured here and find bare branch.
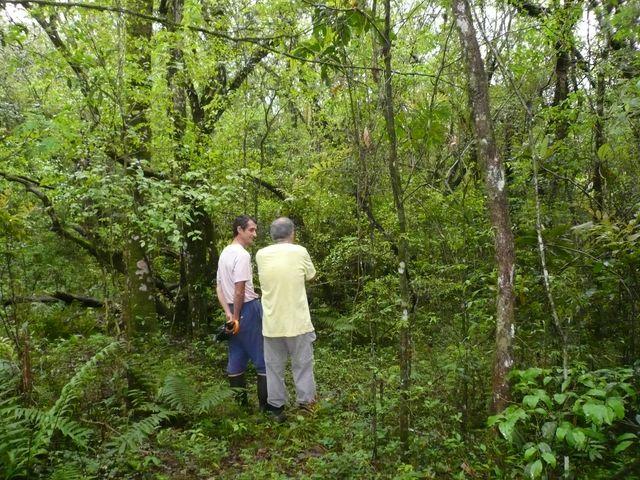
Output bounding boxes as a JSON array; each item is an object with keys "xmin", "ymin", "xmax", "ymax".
[{"xmin": 2, "ymin": 292, "xmax": 105, "ymax": 308}]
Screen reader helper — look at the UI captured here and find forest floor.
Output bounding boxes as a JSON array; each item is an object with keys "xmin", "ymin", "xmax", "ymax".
[
  {"xmin": 151, "ymin": 338, "xmax": 397, "ymax": 479},
  {"xmin": 87, "ymin": 333, "xmax": 480, "ymax": 480}
]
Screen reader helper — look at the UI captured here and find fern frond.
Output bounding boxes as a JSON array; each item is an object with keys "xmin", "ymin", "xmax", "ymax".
[
  {"xmin": 106, "ymin": 409, "xmax": 174, "ymax": 454},
  {"xmin": 14, "ymin": 406, "xmax": 48, "ymax": 424},
  {"xmin": 0, "ymin": 359, "xmax": 20, "ymax": 398},
  {"xmin": 0, "ymin": 336, "xmax": 16, "ymax": 361},
  {"xmin": 49, "ymin": 463, "xmax": 86, "ymax": 480},
  {"xmin": 0, "ymin": 396, "xmax": 35, "ymax": 478},
  {"xmin": 49, "ymin": 340, "xmax": 122, "ymax": 421},
  {"xmin": 159, "ymin": 373, "xmax": 197, "ymax": 414},
  {"xmin": 0, "ymin": 341, "xmax": 121, "ymax": 479},
  {"xmin": 127, "ymin": 388, "xmax": 149, "ymax": 409},
  {"xmin": 197, "ymin": 384, "xmax": 234, "ymax": 414},
  {"xmin": 55, "ymin": 417, "xmax": 92, "ymax": 449}
]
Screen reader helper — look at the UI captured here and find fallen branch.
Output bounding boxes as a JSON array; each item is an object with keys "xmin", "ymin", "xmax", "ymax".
[{"xmin": 2, "ymin": 291, "xmax": 105, "ymax": 308}]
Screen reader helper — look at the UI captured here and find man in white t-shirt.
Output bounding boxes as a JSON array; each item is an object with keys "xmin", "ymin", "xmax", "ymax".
[
  {"xmin": 216, "ymin": 215, "xmax": 267, "ymax": 410},
  {"xmin": 256, "ymin": 217, "xmax": 317, "ymax": 421}
]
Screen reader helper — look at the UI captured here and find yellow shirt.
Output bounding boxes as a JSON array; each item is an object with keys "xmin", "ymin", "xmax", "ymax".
[{"xmin": 256, "ymin": 243, "xmax": 316, "ymax": 337}]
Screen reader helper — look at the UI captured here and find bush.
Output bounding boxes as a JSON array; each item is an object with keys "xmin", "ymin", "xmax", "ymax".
[{"xmin": 488, "ymin": 365, "xmax": 640, "ymax": 479}]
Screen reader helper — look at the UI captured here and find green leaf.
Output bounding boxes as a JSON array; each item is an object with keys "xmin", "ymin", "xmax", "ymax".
[
  {"xmin": 487, "ymin": 414, "xmax": 501, "ymax": 427},
  {"xmin": 572, "ymin": 430, "xmax": 586, "ymax": 449},
  {"xmin": 614, "ymin": 441, "xmax": 633, "ymax": 454},
  {"xmin": 528, "ymin": 459, "xmax": 543, "ymax": 478},
  {"xmin": 606, "ymin": 397, "xmax": 625, "ymax": 420},
  {"xmin": 498, "ymin": 419, "xmax": 516, "ymax": 442},
  {"xmin": 583, "ymin": 403, "xmax": 608, "ymax": 426},
  {"xmin": 554, "ymin": 393, "xmax": 567, "ymax": 404},
  {"xmin": 597, "ymin": 143, "xmax": 614, "ymax": 161},
  {"xmin": 537, "ymin": 442, "xmax": 551, "ymax": 454},
  {"xmin": 541, "ymin": 421, "xmax": 556, "ymax": 440},
  {"xmin": 556, "ymin": 423, "xmax": 570, "ymax": 441},
  {"xmin": 524, "ymin": 446, "xmax": 537, "ymax": 460},
  {"xmin": 616, "ymin": 433, "xmax": 637, "ymax": 442},
  {"xmin": 586, "ymin": 388, "xmax": 606, "ymax": 398},
  {"xmin": 542, "ymin": 452, "xmax": 557, "ymax": 468},
  {"xmin": 523, "ymin": 395, "xmax": 540, "ymax": 409}
]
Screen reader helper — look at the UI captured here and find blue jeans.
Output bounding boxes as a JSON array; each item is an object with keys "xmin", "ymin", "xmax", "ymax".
[{"xmin": 227, "ymin": 300, "xmax": 266, "ymax": 376}]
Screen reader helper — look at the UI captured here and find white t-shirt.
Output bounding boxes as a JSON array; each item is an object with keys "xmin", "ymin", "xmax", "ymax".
[
  {"xmin": 256, "ymin": 243, "xmax": 316, "ymax": 337},
  {"xmin": 216, "ymin": 243, "xmax": 259, "ymax": 304}
]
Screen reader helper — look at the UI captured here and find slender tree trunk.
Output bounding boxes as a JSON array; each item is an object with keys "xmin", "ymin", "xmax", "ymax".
[
  {"xmin": 185, "ymin": 208, "xmax": 218, "ymax": 334},
  {"xmin": 452, "ymin": 0, "xmax": 516, "ymax": 413},
  {"xmin": 552, "ymin": 45, "xmax": 571, "ymax": 142},
  {"xmin": 592, "ymin": 54, "xmax": 607, "ymax": 218},
  {"xmin": 551, "ymin": 0, "xmax": 578, "ymax": 143},
  {"xmin": 122, "ymin": 0, "xmax": 157, "ymax": 334},
  {"xmin": 380, "ymin": 0, "xmax": 413, "ymax": 452}
]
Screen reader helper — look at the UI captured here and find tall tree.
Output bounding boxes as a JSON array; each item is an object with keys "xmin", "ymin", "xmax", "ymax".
[
  {"xmin": 379, "ymin": 0, "xmax": 413, "ymax": 449},
  {"xmin": 451, "ymin": 0, "xmax": 517, "ymax": 412},
  {"xmin": 121, "ymin": 0, "xmax": 158, "ymax": 334}
]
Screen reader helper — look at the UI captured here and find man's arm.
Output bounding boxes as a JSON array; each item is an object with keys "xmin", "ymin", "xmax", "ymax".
[
  {"xmin": 216, "ymin": 283, "xmax": 233, "ymax": 323},
  {"xmin": 227, "ymin": 280, "xmax": 245, "ymax": 335},
  {"xmin": 303, "ymin": 249, "xmax": 316, "ymax": 281}
]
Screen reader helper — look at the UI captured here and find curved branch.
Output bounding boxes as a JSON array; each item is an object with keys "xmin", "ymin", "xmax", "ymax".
[
  {"xmin": 0, "ymin": 171, "xmax": 126, "ymax": 272},
  {"xmin": 2, "ymin": 292, "xmax": 105, "ymax": 308},
  {"xmin": 7, "ymin": 0, "xmax": 289, "ymax": 43},
  {"xmin": 244, "ymin": 173, "xmax": 287, "ymax": 201},
  {"xmin": 202, "ymin": 44, "xmax": 272, "ymax": 133}
]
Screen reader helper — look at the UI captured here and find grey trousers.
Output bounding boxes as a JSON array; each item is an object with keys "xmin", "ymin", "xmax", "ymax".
[{"xmin": 264, "ymin": 331, "xmax": 317, "ymax": 408}]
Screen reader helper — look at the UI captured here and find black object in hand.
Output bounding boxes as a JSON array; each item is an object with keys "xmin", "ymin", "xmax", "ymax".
[{"xmin": 215, "ymin": 322, "xmax": 233, "ymax": 342}]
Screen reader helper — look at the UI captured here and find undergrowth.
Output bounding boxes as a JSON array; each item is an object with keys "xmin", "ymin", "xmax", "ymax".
[{"xmin": 0, "ymin": 332, "xmax": 638, "ymax": 479}]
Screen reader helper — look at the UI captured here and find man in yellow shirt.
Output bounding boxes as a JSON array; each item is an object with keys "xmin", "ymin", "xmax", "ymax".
[{"xmin": 256, "ymin": 217, "xmax": 316, "ymax": 420}]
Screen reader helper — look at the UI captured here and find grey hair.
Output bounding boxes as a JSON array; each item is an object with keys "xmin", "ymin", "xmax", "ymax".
[{"xmin": 270, "ymin": 217, "xmax": 295, "ymax": 241}]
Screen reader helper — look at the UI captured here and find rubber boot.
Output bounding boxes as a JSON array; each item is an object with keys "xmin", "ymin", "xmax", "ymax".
[
  {"xmin": 265, "ymin": 403, "xmax": 286, "ymax": 423},
  {"xmin": 257, "ymin": 374, "xmax": 268, "ymax": 412},
  {"xmin": 229, "ymin": 373, "xmax": 248, "ymax": 407}
]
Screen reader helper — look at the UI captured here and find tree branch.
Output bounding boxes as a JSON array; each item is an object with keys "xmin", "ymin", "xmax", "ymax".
[
  {"xmin": 2, "ymin": 292, "xmax": 105, "ymax": 308},
  {"xmin": 202, "ymin": 44, "xmax": 272, "ymax": 133},
  {"xmin": 8, "ymin": 0, "xmax": 288, "ymax": 43},
  {"xmin": 0, "ymin": 171, "xmax": 126, "ymax": 272},
  {"xmin": 244, "ymin": 173, "xmax": 287, "ymax": 201}
]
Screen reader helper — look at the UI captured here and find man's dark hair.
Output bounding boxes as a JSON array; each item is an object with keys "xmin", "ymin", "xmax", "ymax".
[
  {"xmin": 270, "ymin": 217, "xmax": 295, "ymax": 241},
  {"xmin": 232, "ymin": 215, "xmax": 256, "ymax": 237}
]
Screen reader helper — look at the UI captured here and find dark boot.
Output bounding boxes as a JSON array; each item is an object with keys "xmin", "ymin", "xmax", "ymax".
[
  {"xmin": 265, "ymin": 403, "xmax": 286, "ymax": 423},
  {"xmin": 229, "ymin": 373, "xmax": 248, "ymax": 407},
  {"xmin": 257, "ymin": 374, "xmax": 268, "ymax": 412}
]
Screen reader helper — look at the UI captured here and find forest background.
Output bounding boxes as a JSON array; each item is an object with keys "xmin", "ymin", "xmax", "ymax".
[{"xmin": 0, "ymin": 0, "xmax": 639, "ymax": 478}]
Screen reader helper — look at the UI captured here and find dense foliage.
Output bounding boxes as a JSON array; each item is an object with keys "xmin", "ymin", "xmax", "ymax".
[{"xmin": 1, "ymin": 0, "xmax": 639, "ymax": 478}]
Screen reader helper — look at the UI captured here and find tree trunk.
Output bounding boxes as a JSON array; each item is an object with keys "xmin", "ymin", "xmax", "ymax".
[
  {"xmin": 592, "ymin": 65, "xmax": 606, "ymax": 218},
  {"xmin": 451, "ymin": 0, "xmax": 516, "ymax": 413},
  {"xmin": 123, "ymin": 239, "xmax": 157, "ymax": 334},
  {"xmin": 122, "ymin": 0, "xmax": 157, "ymax": 334},
  {"xmin": 380, "ymin": 0, "xmax": 413, "ymax": 452},
  {"xmin": 184, "ymin": 207, "xmax": 218, "ymax": 334}
]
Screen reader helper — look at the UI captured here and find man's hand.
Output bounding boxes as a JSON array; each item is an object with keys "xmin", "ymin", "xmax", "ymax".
[{"xmin": 225, "ymin": 318, "xmax": 240, "ymax": 335}]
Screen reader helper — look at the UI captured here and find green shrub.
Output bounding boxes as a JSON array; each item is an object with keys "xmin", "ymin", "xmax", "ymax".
[{"xmin": 488, "ymin": 366, "xmax": 640, "ymax": 479}]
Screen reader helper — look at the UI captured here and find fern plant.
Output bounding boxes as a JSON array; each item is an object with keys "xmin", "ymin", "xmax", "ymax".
[
  {"xmin": 158, "ymin": 372, "xmax": 234, "ymax": 416},
  {"xmin": 105, "ymin": 408, "xmax": 174, "ymax": 454},
  {"xmin": 0, "ymin": 340, "xmax": 122, "ymax": 479}
]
